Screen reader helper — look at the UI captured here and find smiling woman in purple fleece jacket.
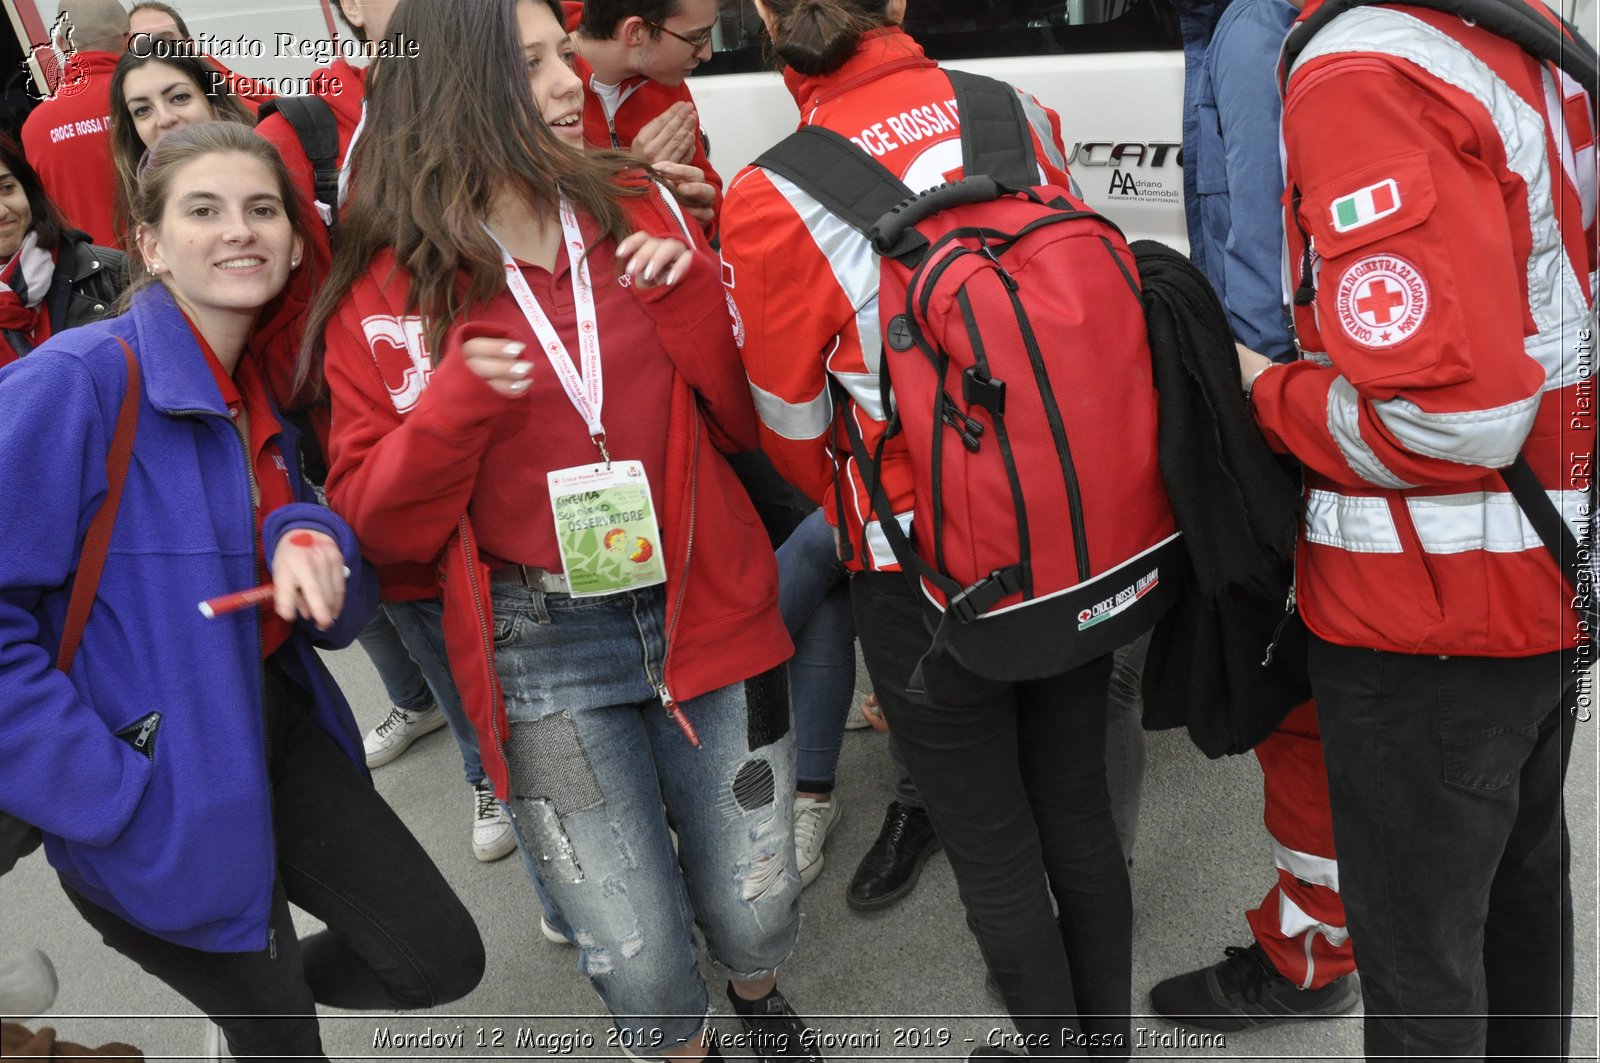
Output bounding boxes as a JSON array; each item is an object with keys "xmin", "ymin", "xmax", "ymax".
[{"xmin": 0, "ymin": 122, "xmax": 482, "ymax": 1061}]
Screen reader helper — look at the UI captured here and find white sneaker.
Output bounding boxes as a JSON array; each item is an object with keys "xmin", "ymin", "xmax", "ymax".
[
  {"xmin": 844, "ymin": 699, "xmax": 872, "ymax": 730},
  {"xmin": 471, "ymin": 781, "xmax": 516, "ymax": 862},
  {"xmin": 0, "ymin": 948, "xmax": 57, "ymax": 1019},
  {"xmin": 792, "ymin": 794, "xmax": 842, "ymax": 888},
  {"xmin": 202, "ymin": 1020, "xmax": 230, "ymax": 1060},
  {"xmin": 363, "ymin": 703, "xmax": 446, "ymax": 768},
  {"xmin": 539, "ymin": 915, "xmax": 574, "ymax": 946}
]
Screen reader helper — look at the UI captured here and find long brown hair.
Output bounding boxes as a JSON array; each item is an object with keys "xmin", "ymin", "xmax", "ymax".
[
  {"xmin": 110, "ymin": 52, "xmax": 254, "ymax": 243},
  {"xmin": 761, "ymin": 0, "xmax": 894, "ymax": 76},
  {"xmin": 301, "ymin": 0, "xmax": 642, "ymax": 389}
]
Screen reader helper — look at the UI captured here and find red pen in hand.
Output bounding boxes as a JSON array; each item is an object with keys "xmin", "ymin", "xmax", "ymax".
[
  {"xmin": 198, "ymin": 567, "xmax": 351, "ymax": 619},
  {"xmin": 198, "ymin": 582, "xmax": 276, "ymax": 619}
]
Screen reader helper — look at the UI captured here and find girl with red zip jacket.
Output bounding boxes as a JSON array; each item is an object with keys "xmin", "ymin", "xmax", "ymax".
[{"xmin": 303, "ymin": 2, "xmax": 827, "ymax": 1060}]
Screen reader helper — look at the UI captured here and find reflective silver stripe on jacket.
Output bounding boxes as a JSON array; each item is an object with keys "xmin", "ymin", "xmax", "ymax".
[
  {"xmin": 863, "ymin": 514, "xmax": 915, "ymax": 570},
  {"xmin": 760, "ymin": 167, "xmax": 884, "ymax": 386},
  {"xmin": 1305, "ymin": 487, "xmax": 1589, "ymax": 555},
  {"xmin": 750, "ymin": 379, "xmax": 832, "ymax": 441}
]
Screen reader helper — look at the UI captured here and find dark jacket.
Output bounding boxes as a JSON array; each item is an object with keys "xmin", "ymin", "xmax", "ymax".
[
  {"xmin": 51, "ymin": 232, "xmax": 126, "ymax": 333},
  {"xmin": 1174, "ymin": 0, "xmax": 1297, "ymax": 362},
  {"xmin": 1133, "ymin": 240, "xmax": 1308, "ymax": 757},
  {"xmin": 0, "ymin": 231, "xmax": 127, "ymax": 358}
]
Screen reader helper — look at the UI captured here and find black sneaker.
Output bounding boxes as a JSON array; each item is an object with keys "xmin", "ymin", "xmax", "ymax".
[
  {"xmin": 725, "ymin": 984, "xmax": 825, "ymax": 1062},
  {"xmin": 1149, "ymin": 942, "xmax": 1360, "ymax": 1032}
]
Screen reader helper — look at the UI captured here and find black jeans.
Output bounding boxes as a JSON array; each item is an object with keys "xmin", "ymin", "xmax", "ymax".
[
  {"xmin": 64, "ymin": 660, "xmax": 485, "ymax": 1061},
  {"xmin": 852, "ymin": 572, "xmax": 1131, "ymax": 1060},
  {"xmin": 1310, "ymin": 639, "xmax": 1575, "ymax": 1061}
]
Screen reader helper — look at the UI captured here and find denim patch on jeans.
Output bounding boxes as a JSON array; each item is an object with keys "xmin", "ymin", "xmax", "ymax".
[{"xmin": 491, "ymin": 584, "xmax": 801, "ymax": 1055}]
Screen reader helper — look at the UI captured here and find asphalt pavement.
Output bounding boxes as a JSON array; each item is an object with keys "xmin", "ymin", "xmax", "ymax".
[{"xmin": 3, "ymin": 645, "xmax": 1595, "ymax": 1062}]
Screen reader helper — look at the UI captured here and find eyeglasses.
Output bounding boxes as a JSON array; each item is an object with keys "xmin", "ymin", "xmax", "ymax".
[{"xmin": 644, "ymin": 18, "xmax": 713, "ymax": 52}]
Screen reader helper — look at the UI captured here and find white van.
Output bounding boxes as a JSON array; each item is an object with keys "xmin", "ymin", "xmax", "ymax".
[
  {"xmin": 694, "ymin": 0, "xmax": 1187, "ymax": 246},
  {"xmin": 4, "ymin": 0, "xmax": 1191, "ymax": 243},
  {"xmin": 5, "ymin": 0, "xmax": 1593, "ymax": 249}
]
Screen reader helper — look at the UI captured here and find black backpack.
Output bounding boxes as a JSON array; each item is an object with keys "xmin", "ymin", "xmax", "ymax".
[
  {"xmin": 1282, "ymin": 0, "xmax": 1599, "ymax": 629},
  {"xmin": 255, "ymin": 95, "xmax": 342, "ymax": 232}
]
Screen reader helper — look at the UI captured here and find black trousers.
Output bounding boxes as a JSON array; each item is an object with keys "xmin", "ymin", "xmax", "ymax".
[
  {"xmin": 65, "ymin": 660, "xmax": 484, "ymax": 1061},
  {"xmin": 852, "ymin": 572, "xmax": 1132, "ymax": 1059},
  {"xmin": 1310, "ymin": 639, "xmax": 1575, "ymax": 1062}
]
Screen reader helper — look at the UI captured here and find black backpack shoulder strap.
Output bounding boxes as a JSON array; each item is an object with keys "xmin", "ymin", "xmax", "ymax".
[
  {"xmin": 1282, "ymin": 0, "xmax": 1598, "ymax": 101},
  {"xmin": 946, "ymin": 69, "xmax": 1039, "ymax": 190},
  {"xmin": 753, "ymin": 125, "xmax": 912, "ymax": 238},
  {"xmin": 257, "ymin": 95, "xmax": 341, "ymax": 217}
]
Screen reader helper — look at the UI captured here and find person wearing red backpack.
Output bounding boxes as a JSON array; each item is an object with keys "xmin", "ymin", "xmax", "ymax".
[
  {"xmin": 722, "ymin": 2, "xmax": 1138, "ymax": 1058},
  {"xmin": 1239, "ymin": 0, "xmax": 1596, "ymax": 1056}
]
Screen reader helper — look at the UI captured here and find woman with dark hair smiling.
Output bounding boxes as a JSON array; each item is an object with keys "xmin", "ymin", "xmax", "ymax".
[
  {"xmin": 307, "ymin": 1, "xmax": 826, "ymax": 1059},
  {"xmin": 0, "ymin": 133, "xmax": 124, "ymax": 366},
  {"xmin": 109, "ymin": 50, "xmax": 253, "ymax": 237}
]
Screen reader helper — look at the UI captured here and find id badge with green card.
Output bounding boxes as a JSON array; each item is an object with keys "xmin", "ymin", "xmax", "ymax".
[{"xmin": 547, "ymin": 461, "xmax": 668, "ymax": 597}]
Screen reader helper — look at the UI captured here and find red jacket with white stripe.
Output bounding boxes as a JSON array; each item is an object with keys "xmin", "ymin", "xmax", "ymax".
[
  {"xmin": 1252, "ymin": 0, "xmax": 1597, "ymax": 655},
  {"xmin": 720, "ymin": 27, "xmax": 1072, "ymax": 571},
  {"xmin": 320, "ymin": 181, "xmax": 790, "ymax": 797}
]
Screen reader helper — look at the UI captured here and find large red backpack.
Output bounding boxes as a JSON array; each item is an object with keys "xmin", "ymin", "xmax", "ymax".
[{"xmin": 756, "ymin": 70, "xmax": 1184, "ymax": 683}]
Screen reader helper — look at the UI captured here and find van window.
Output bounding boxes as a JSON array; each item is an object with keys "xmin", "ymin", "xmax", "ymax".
[{"xmin": 703, "ymin": 0, "xmax": 1181, "ymax": 75}]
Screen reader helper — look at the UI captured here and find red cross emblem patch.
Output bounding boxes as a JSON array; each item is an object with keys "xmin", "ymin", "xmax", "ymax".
[{"xmin": 1335, "ymin": 254, "xmax": 1429, "ymax": 348}]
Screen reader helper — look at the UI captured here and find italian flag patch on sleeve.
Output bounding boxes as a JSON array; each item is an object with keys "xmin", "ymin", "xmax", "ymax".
[{"xmin": 1330, "ymin": 179, "xmax": 1400, "ymax": 233}]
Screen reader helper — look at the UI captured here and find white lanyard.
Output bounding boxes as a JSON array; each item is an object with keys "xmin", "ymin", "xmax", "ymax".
[{"xmin": 483, "ymin": 199, "xmax": 609, "ymax": 462}]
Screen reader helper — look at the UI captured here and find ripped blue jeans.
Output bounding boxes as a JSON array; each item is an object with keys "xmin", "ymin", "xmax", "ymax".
[{"xmin": 491, "ymin": 583, "xmax": 801, "ymax": 1056}]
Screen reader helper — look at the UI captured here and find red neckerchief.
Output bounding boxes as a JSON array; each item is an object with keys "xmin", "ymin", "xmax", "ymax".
[{"xmin": 0, "ymin": 243, "xmax": 53, "ymax": 368}]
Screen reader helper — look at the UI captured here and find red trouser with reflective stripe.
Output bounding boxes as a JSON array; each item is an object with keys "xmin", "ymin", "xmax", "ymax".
[{"xmin": 1243, "ymin": 700, "xmax": 1356, "ymax": 990}]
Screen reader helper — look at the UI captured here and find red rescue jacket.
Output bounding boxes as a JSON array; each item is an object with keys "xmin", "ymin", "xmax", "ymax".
[
  {"xmin": 20, "ymin": 52, "xmax": 120, "ymax": 247},
  {"xmin": 562, "ymin": 3, "xmax": 724, "ymax": 226},
  {"xmin": 719, "ymin": 28, "xmax": 1072, "ymax": 572},
  {"xmin": 1255, "ymin": 0, "xmax": 1597, "ymax": 655},
  {"xmin": 320, "ymin": 181, "xmax": 790, "ymax": 797}
]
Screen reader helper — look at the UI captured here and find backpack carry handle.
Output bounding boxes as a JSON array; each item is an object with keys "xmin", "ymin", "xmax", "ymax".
[{"xmin": 872, "ymin": 176, "xmax": 1003, "ymax": 256}]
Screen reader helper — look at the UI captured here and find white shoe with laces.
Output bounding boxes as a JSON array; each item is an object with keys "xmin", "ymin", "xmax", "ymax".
[
  {"xmin": 362, "ymin": 703, "xmax": 446, "ymax": 768},
  {"xmin": 471, "ymin": 781, "xmax": 516, "ymax": 862},
  {"xmin": 792, "ymin": 794, "xmax": 842, "ymax": 888}
]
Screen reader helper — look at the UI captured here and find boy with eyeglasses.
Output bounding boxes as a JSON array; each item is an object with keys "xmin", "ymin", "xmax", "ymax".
[{"xmin": 565, "ymin": 0, "xmax": 723, "ymax": 228}]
